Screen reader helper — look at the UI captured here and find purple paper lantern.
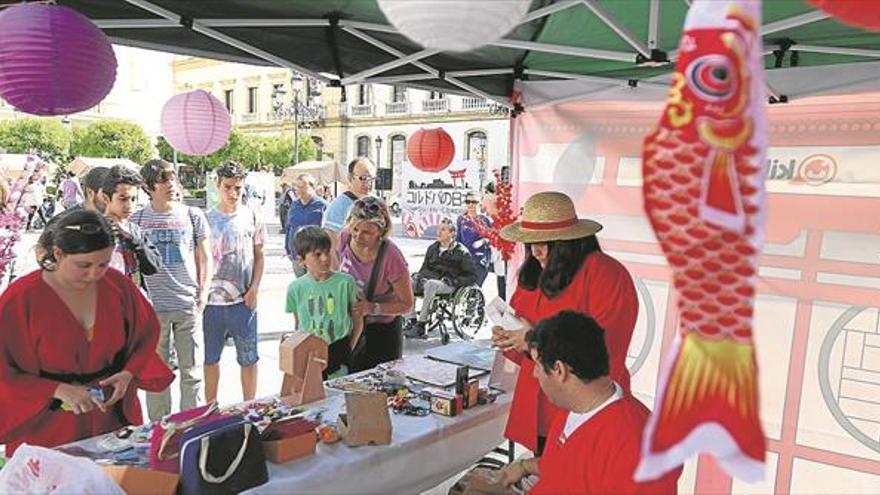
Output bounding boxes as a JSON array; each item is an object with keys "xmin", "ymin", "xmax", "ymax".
[
  {"xmin": 0, "ymin": 4, "xmax": 117, "ymax": 116},
  {"xmin": 160, "ymin": 90, "xmax": 232, "ymax": 156}
]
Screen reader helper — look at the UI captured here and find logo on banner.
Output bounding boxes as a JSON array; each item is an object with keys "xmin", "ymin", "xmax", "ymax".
[{"xmin": 766, "ymin": 154, "xmax": 837, "ymax": 185}]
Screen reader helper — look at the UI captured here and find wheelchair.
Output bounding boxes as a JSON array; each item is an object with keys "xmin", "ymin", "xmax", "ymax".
[{"xmin": 405, "ymin": 277, "xmax": 487, "ymax": 345}]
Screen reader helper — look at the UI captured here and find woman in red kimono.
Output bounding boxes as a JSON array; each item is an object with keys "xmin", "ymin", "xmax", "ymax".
[
  {"xmin": 492, "ymin": 191, "xmax": 638, "ymax": 454},
  {"xmin": 0, "ymin": 209, "xmax": 173, "ymax": 455}
]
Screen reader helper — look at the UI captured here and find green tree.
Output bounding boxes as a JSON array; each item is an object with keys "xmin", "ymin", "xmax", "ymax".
[
  {"xmin": 157, "ymin": 130, "xmax": 316, "ymax": 171},
  {"xmin": 0, "ymin": 118, "xmax": 71, "ymax": 164},
  {"xmin": 70, "ymin": 120, "xmax": 153, "ymax": 164}
]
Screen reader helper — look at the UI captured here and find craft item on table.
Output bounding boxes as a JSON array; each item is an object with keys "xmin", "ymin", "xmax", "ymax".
[
  {"xmin": 317, "ymin": 424, "xmax": 341, "ymax": 444},
  {"xmin": 97, "ymin": 434, "xmax": 134, "ymax": 453},
  {"xmin": 637, "ymin": 0, "xmax": 767, "ymax": 483},
  {"xmin": 222, "ymin": 397, "xmax": 306, "ymax": 432},
  {"xmin": 337, "ymin": 391, "xmax": 393, "ymax": 447},
  {"xmin": 148, "ymin": 402, "xmax": 228, "ymax": 473},
  {"xmin": 101, "ymin": 465, "xmax": 179, "ymax": 495},
  {"xmin": 387, "ymin": 388, "xmax": 431, "ymax": 417},
  {"xmin": 383, "ymin": 368, "xmax": 408, "ymax": 386},
  {"xmin": 485, "ymin": 297, "xmax": 522, "ymax": 331},
  {"xmin": 465, "ymin": 380, "xmax": 480, "ymax": 409},
  {"xmin": 426, "ymin": 388, "xmax": 463, "ymax": 417},
  {"xmin": 477, "ymin": 387, "xmax": 502, "ymax": 406},
  {"xmin": 261, "ymin": 417, "xmax": 320, "ymax": 464},
  {"xmin": 279, "ymin": 331, "xmax": 328, "ymax": 406},
  {"xmin": 455, "ymin": 365, "xmax": 469, "ymax": 396},
  {"xmin": 427, "ymin": 341, "xmax": 497, "ymax": 371},
  {"xmin": 392, "ymin": 356, "xmax": 487, "ymax": 388}
]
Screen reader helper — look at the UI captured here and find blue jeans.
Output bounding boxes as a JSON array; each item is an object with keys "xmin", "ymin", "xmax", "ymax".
[{"xmin": 203, "ymin": 303, "xmax": 259, "ymax": 367}]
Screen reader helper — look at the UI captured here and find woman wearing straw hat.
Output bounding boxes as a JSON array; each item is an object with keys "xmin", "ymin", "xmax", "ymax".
[{"xmin": 491, "ymin": 191, "xmax": 638, "ymax": 454}]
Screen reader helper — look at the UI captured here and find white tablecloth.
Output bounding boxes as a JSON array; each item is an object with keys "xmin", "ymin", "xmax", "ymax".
[{"xmin": 249, "ymin": 390, "xmax": 511, "ymax": 494}]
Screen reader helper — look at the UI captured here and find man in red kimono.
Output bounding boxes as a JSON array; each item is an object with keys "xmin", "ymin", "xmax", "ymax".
[
  {"xmin": 499, "ymin": 311, "xmax": 681, "ymax": 494},
  {"xmin": 0, "ymin": 210, "xmax": 173, "ymax": 455}
]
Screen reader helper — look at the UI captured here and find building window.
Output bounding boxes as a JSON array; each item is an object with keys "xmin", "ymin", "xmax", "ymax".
[
  {"xmin": 247, "ymin": 87, "xmax": 258, "ymax": 114},
  {"xmin": 224, "ymin": 89, "xmax": 234, "ymax": 114},
  {"xmin": 356, "ymin": 135, "xmax": 371, "ymax": 158},
  {"xmin": 392, "ymin": 86, "xmax": 406, "ymax": 103},
  {"xmin": 357, "ymin": 85, "xmax": 369, "ymax": 105},
  {"xmin": 429, "ymin": 90, "xmax": 444, "ymax": 100},
  {"xmin": 466, "ymin": 130, "xmax": 487, "ymax": 162},
  {"xmin": 312, "ymin": 136, "xmax": 324, "ymax": 161},
  {"xmin": 390, "ymin": 135, "xmax": 406, "ymax": 168}
]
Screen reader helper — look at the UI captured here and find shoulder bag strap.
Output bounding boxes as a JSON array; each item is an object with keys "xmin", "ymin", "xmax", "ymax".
[
  {"xmin": 199, "ymin": 423, "xmax": 252, "ymax": 484},
  {"xmin": 365, "ymin": 240, "xmax": 388, "ymax": 302},
  {"xmin": 343, "ymin": 191, "xmax": 359, "ymax": 201}
]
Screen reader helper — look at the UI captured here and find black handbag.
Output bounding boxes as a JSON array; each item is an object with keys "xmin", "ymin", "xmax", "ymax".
[{"xmin": 178, "ymin": 417, "xmax": 268, "ymax": 494}]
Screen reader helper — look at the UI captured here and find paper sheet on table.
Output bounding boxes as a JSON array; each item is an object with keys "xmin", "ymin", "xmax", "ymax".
[{"xmin": 486, "ymin": 297, "xmax": 521, "ymax": 330}]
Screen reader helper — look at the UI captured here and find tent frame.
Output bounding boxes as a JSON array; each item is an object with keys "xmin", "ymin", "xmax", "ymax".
[{"xmin": 97, "ymin": 0, "xmax": 873, "ymax": 107}]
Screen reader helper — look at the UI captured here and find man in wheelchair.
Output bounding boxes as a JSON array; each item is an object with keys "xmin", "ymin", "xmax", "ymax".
[{"xmin": 405, "ymin": 218, "xmax": 477, "ymax": 339}]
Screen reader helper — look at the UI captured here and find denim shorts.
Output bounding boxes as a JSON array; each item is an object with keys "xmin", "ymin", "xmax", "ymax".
[{"xmin": 203, "ymin": 302, "xmax": 259, "ymax": 366}]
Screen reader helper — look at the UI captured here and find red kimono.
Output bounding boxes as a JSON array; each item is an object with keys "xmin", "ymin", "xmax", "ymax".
[
  {"xmin": 532, "ymin": 395, "xmax": 681, "ymax": 495},
  {"xmin": 504, "ymin": 251, "xmax": 638, "ymax": 452},
  {"xmin": 0, "ymin": 269, "xmax": 173, "ymax": 455}
]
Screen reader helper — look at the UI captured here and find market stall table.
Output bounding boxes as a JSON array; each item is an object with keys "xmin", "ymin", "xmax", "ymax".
[{"xmin": 56, "ymin": 349, "xmax": 513, "ymax": 494}]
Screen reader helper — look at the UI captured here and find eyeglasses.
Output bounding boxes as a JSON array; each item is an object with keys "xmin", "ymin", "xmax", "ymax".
[
  {"xmin": 64, "ymin": 223, "xmax": 103, "ymax": 234},
  {"xmin": 352, "ymin": 174, "xmax": 375, "ymax": 183}
]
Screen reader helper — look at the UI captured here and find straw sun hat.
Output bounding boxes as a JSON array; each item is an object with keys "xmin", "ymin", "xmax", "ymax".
[{"xmin": 500, "ymin": 191, "xmax": 602, "ymax": 243}]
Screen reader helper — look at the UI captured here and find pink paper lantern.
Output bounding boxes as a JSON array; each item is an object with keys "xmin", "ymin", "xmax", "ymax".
[
  {"xmin": 0, "ymin": 4, "xmax": 117, "ymax": 116},
  {"xmin": 160, "ymin": 90, "xmax": 232, "ymax": 156}
]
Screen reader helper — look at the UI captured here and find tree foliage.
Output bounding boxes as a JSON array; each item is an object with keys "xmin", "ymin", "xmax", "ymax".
[
  {"xmin": 70, "ymin": 120, "xmax": 153, "ymax": 164},
  {"xmin": 157, "ymin": 130, "xmax": 317, "ymax": 171},
  {"xmin": 0, "ymin": 118, "xmax": 71, "ymax": 164}
]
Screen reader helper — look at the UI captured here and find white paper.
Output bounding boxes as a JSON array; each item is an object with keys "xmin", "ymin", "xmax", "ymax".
[{"xmin": 486, "ymin": 297, "xmax": 522, "ymax": 330}]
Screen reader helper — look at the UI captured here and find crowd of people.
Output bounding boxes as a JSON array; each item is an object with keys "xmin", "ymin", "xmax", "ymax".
[{"xmin": 0, "ymin": 156, "xmax": 681, "ymax": 493}]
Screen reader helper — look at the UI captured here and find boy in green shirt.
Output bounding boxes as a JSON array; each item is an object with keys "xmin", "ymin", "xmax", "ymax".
[{"xmin": 285, "ymin": 226, "xmax": 363, "ymax": 378}]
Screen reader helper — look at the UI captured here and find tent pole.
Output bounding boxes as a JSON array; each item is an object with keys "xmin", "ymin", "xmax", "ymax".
[
  {"xmin": 580, "ymin": 0, "xmax": 651, "ymax": 58},
  {"xmin": 341, "ymin": 48, "xmax": 441, "ymax": 85}
]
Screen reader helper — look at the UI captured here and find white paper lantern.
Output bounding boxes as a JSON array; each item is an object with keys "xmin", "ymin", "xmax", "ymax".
[{"xmin": 378, "ymin": 0, "xmax": 531, "ymax": 52}]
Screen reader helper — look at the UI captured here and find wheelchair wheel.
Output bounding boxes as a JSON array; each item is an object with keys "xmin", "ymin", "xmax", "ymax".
[{"xmin": 451, "ymin": 286, "xmax": 486, "ymax": 340}]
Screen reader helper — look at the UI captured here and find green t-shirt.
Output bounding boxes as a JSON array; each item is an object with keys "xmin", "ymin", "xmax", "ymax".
[{"xmin": 285, "ymin": 272, "xmax": 357, "ymax": 345}]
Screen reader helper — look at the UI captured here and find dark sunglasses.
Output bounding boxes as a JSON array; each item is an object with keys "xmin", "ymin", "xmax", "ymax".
[
  {"xmin": 354, "ymin": 197, "xmax": 382, "ymax": 214},
  {"xmin": 464, "ymin": 199, "xmax": 478, "ymax": 204},
  {"xmin": 64, "ymin": 223, "xmax": 103, "ymax": 234}
]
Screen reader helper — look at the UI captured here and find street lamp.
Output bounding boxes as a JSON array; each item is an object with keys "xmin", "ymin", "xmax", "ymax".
[
  {"xmin": 374, "ymin": 135, "xmax": 383, "ymax": 165},
  {"xmin": 272, "ymin": 74, "xmax": 323, "ymax": 165}
]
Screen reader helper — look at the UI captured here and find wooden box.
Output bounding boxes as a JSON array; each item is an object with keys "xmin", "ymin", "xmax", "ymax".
[{"xmin": 101, "ymin": 466, "xmax": 179, "ymax": 495}]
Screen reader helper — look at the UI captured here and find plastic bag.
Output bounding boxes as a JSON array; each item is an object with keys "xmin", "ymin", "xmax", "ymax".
[{"xmin": 0, "ymin": 444, "xmax": 124, "ymax": 495}]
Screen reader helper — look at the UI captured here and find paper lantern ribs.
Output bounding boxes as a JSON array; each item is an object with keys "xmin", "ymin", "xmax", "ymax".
[
  {"xmin": 407, "ymin": 128, "xmax": 455, "ymax": 173},
  {"xmin": 378, "ymin": 0, "xmax": 531, "ymax": 52},
  {"xmin": 0, "ymin": 4, "xmax": 117, "ymax": 116},
  {"xmin": 160, "ymin": 90, "xmax": 232, "ymax": 156},
  {"xmin": 279, "ymin": 332, "xmax": 328, "ymax": 406}
]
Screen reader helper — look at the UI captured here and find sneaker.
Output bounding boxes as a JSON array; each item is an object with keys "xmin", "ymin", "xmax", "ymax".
[{"xmin": 404, "ymin": 321, "xmax": 428, "ymax": 339}]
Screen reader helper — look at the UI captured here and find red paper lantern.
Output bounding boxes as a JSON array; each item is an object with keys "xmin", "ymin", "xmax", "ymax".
[
  {"xmin": 809, "ymin": 0, "xmax": 880, "ymax": 31},
  {"xmin": 407, "ymin": 128, "xmax": 455, "ymax": 173}
]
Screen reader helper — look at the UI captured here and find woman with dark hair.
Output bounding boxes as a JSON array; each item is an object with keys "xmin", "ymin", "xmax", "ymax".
[
  {"xmin": 0, "ymin": 209, "xmax": 173, "ymax": 455},
  {"xmin": 491, "ymin": 191, "xmax": 638, "ymax": 455},
  {"xmin": 337, "ymin": 196, "xmax": 413, "ymax": 371}
]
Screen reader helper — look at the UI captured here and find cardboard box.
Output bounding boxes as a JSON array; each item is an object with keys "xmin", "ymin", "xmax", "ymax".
[
  {"xmin": 263, "ymin": 430, "xmax": 318, "ymax": 463},
  {"xmin": 337, "ymin": 391, "xmax": 392, "ymax": 447},
  {"xmin": 101, "ymin": 465, "xmax": 179, "ymax": 495}
]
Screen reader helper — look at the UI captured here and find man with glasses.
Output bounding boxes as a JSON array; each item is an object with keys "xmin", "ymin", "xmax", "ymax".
[
  {"xmin": 322, "ymin": 157, "xmax": 376, "ymax": 268},
  {"xmin": 133, "ymin": 159, "xmax": 212, "ymax": 421},
  {"xmin": 285, "ymin": 173, "xmax": 327, "ymax": 277}
]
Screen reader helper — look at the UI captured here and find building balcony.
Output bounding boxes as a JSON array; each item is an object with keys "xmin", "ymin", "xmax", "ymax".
[
  {"xmin": 348, "ymin": 103, "xmax": 375, "ymax": 118},
  {"xmin": 240, "ymin": 113, "xmax": 259, "ymax": 124},
  {"xmin": 461, "ymin": 97, "xmax": 489, "ymax": 111},
  {"xmin": 386, "ymin": 101, "xmax": 409, "ymax": 115},
  {"xmin": 422, "ymin": 98, "xmax": 449, "ymax": 113}
]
